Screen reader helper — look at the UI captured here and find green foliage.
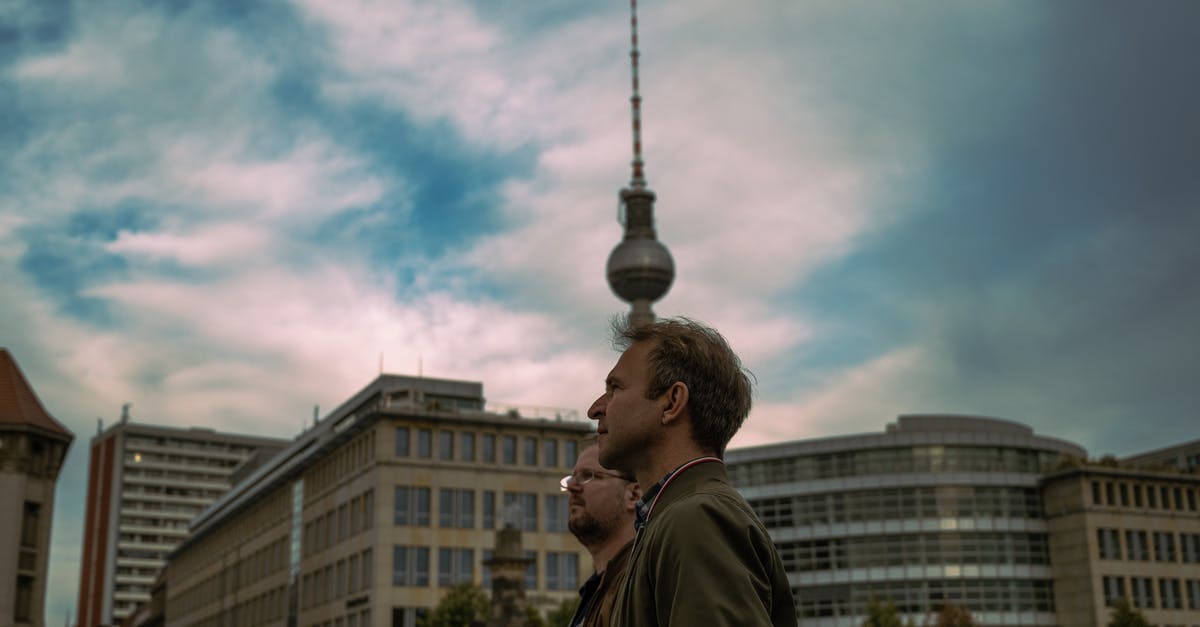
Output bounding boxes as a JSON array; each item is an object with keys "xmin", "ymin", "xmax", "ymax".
[
  {"xmin": 1107, "ymin": 597, "xmax": 1152, "ymax": 627},
  {"xmin": 418, "ymin": 583, "xmax": 490, "ymax": 627},
  {"xmin": 546, "ymin": 598, "xmax": 579, "ymax": 627},
  {"xmin": 932, "ymin": 603, "xmax": 978, "ymax": 627},
  {"xmin": 862, "ymin": 598, "xmax": 908, "ymax": 627},
  {"xmin": 524, "ymin": 604, "xmax": 547, "ymax": 627}
]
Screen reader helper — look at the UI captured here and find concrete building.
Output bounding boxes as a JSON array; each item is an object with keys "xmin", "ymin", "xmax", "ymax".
[
  {"xmin": 0, "ymin": 348, "xmax": 74, "ymax": 627},
  {"xmin": 1041, "ymin": 462, "xmax": 1200, "ymax": 627},
  {"xmin": 76, "ymin": 418, "xmax": 288, "ymax": 626},
  {"xmin": 163, "ymin": 374, "xmax": 593, "ymax": 627},
  {"xmin": 726, "ymin": 414, "xmax": 1085, "ymax": 627},
  {"xmin": 1122, "ymin": 438, "xmax": 1200, "ymax": 472}
]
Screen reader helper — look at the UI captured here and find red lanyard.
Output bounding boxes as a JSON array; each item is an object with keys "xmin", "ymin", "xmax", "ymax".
[{"xmin": 643, "ymin": 456, "xmax": 723, "ymax": 523}]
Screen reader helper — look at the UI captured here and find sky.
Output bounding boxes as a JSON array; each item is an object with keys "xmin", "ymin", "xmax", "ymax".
[{"xmin": 2, "ymin": 0, "xmax": 1199, "ymax": 623}]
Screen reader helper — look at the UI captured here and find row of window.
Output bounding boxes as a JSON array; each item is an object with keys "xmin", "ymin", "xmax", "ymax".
[
  {"xmin": 729, "ymin": 445, "xmax": 1061, "ymax": 486},
  {"xmin": 301, "ymin": 549, "xmax": 373, "ymax": 610},
  {"xmin": 1102, "ymin": 576, "xmax": 1200, "ymax": 611},
  {"xmin": 306, "ymin": 430, "xmax": 376, "ymax": 502},
  {"xmin": 395, "ymin": 427, "xmax": 579, "ymax": 468},
  {"xmin": 749, "ymin": 485, "xmax": 1043, "ymax": 529},
  {"xmin": 796, "ymin": 578, "xmax": 1056, "ymax": 618},
  {"xmin": 779, "ymin": 532, "xmax": 1049, "ymax": 572},
  {"xmin": 308, "ymin": 608, "xmax": 371, "ymax": 627},
  {"xmin": 170, "ymin": 538, "xmax": 289, "ymax": 618},
  {"xmin": 393, "ymin": 486, "xmax": 569, "ymax": 533},
  {"xmin": 393, "ymin": 546, "xmax": 580, "ymax": 591},
  {"xmin": 1091, "ymin": 479, "xmax": 1199, "ymax": 512},
  {"xmin": 303, "ymin": 489, "xmax": 376, "ymax": 558},
  {"xmin": 1097, "ymin": 529, "xmax": 1200, "ymax": 563}
]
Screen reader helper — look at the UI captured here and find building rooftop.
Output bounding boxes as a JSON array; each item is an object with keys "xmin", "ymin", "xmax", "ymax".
[{"xmin": 0, "ymin": 347, "xmax": 73, "ymax": 439}]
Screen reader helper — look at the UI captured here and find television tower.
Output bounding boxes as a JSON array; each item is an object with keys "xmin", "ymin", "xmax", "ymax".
[{"xmin": 606, "ymin": 0, "xmax": 674, "ymax": 326}]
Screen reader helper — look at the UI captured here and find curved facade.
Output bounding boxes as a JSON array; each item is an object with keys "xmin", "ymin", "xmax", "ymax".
[{"xmin": 726, "ymin": 414, "xmax": 1085, "ymax": 627}]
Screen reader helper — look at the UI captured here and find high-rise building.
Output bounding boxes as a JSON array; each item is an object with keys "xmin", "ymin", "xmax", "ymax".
[
  {"xmin": 76, "ymin": 418, "xmax": 288, "ymax": 626},
  {"xmin": 163, "ymin": 374, "xmax": 593, "ymax": 627},
  {"xmin": 726, "ymin": 414, "xmax": 1086, "ymax": 627}
]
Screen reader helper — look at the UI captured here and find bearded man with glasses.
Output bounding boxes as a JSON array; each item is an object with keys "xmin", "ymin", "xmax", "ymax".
[{"xmin": 561, "ymin": 442, "xmax": 641, "ymax": 627}]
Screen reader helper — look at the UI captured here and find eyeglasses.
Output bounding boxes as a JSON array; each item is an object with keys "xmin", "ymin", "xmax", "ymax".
[{"xmin": 559, "ymin": 469, "xmax": 631, "ymax": 491}]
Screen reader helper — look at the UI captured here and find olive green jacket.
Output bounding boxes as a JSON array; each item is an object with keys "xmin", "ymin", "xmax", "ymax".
[{"xmin": 610, "ymin": 461, "xmax": 796, "ymax": 627}]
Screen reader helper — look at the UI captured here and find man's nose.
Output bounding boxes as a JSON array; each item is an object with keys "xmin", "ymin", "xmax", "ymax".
[{"xmin": 587, "ymin": 395, "xmax": 605, "ymax": 420}]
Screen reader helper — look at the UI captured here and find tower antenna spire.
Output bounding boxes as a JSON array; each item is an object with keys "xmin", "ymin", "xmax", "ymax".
[
  {"xmin": 606, "ymin": 0, "xmax": 674, "ymax": 326},
  {"xmin": 629, "ymin": 0, "xmax": 646, "ymax": 189}
]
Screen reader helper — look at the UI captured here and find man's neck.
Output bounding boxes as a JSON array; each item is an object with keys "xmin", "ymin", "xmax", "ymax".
[
  {"xmin": 633, "ymin": 441, "xmax": 712, "ymax": 491},
  {"xmin": 588, "ymin": 533, "xmax": 634, "ymax": 573}
]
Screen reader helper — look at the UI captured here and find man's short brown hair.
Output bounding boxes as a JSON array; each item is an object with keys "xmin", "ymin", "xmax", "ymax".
[{"xmin": 612, "ymin": 316, "xmax": 753, "ymax": 456}]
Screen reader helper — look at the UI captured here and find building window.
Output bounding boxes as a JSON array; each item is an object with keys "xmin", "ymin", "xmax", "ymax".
[
  {"xmin": 543, "ymin": 440, "xmax": 558, "ymax": 467},
  {"xmin": 1131, "ymin": 576, "xmax": 1154, "ymax": 608},
  {"xmin": 1102, "ymin": 576, "xmax": 1126, "ymax": 606},
  {"xmin": 393, "ymin": 546, "xmax": 430, "ymax": 587},
  {"xmin": 1105, "ymin": 482, "xmax": 1115, "ymax": 505},
  {"xmin": 1119, "ymin": 483, "xmax": 1129, "ymax": 506},
  {"xmin": 1098, "ymin": 528, "xmax": 1121, "ymax": 560},
  {"xmin": 545, "ymin": 494, "xmax": 568, "ymax": 533},
  {"xmin": 1160, "ymin": 578, "xmax": 1181, "ymax": 610},
  {"xmin": 503, "ymin": 436, "xmax": 517, "ymax": 465},
  {"xmin": 483, "ymin": 434, "xmax": 496, "ymax": 463},
  {"xmin": 15, "ymin": 576, "xmax": 33, "ymax": 622},
  {"xmin": 483, "ymin": 491, "xmax": 496, "ymax": 529},
  {"xmin": 461, "ymin": 433, "xmax": 475, "ymax": 462},
  {"xmin": 1161, "ymin": 485, "xmax": 1172, "ymax": 509},
  {"xmin": 394, "ymin": 487, "xmax": 431, "ymax": 526},
  {"xmin": 437, "ymin": 548, "xmax": 474, "ymax": 587},
  {"xmin": 417, "ymin": 430, "xmax": 432, "ymax": 459},
  {"xmin": 21, "ymin": 502, "xmax": 39, "ymax": 548},
  {"xmin": 438, "ymin": 431, "xmax": 454, "ymax": 460},
  {"xmin": 1181, "ymin": 533, "xmax": 1200, "ymax": 563},
  {"xmin": 1091, "ymin": 481, "xmax": 1102, "ymax": 506},
  {"xmin": 439, "ymin": 489, "xmax": 475, "ymax": 528},
  {"xmin": 503, "ymin": 492, "xmax": 538, "ymax": 531},
  {"xmin": 1147, "ymin": 485, "xmax": 1157, "ymax": 508},
  {"xmin": 1154, "ymin": 531, "xmax": 1176, "ymax": 562},
  {"xmin": 545, "ymin": 552, "xmax": 579, "ymax": 590},
  {"xmin": 482, "ymin": 549, "xmax": 494, "ymax": 589},
  {"xmin": 1126, "ymin": 530, "xmax": 1149, "ymax": 561},
  {"xmin": 396, "ymin": 428, "xmax": 410, "ymax": 457},
  {"xmin": 564, "ymin": 440, "xmax": 578, "ymax": 467},
  {"xmin": 524, "ymin": 550, "xmax": 538, "ymax": 590},
  {"xmin": 362, "ymin": 549, "xmax": 373, "ymax": 588},
  {"xmin": 523, "ymin": 437, "xmax": 538, "ymax": 465},
  {"xmin": 1187, "ymin": 579, "xmax": 1200, "ymax": 610},
  {"xmin": 1133, "ymin": 484, "xmax": 1143, "ymax": 507}
]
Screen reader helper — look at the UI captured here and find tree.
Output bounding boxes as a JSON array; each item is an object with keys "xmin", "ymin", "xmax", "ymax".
[
  {"xmin": 863, "ymin": 598, "xmax": 909, "ymax": 627},
  {"xmin": 1108, "ymin": 597, "xmax": 1152, "ymax": 627},
  {"xmin": 546, "ymin": 598, "xmax": 579, "ymax": 627},
  {"xmin": 418, "ymin": 583, "xmax": 490, "ymax": 627},
  {"xmin": 931, "ymin": 603, "xmax": 978, "ymax": 627},
  {"xmin": 524, "ymin": 604, "xmax": 547, "ymax": 627}
]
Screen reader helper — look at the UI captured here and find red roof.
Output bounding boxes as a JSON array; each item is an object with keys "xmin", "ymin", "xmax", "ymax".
[{"xmin": 0, "ymin": 348, "xmax": 73, "ymax": 438}]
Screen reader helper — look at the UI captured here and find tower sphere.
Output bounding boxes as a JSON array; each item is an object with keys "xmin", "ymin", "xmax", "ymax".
[{"xmin": 606, "ymin": 237, "xmax": 674, "ymax": 303}]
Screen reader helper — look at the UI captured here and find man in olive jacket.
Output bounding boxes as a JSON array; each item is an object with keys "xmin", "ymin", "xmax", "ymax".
[{"xmin": 587, "ymin": 317, "xmax": 796, "ymax": 627}]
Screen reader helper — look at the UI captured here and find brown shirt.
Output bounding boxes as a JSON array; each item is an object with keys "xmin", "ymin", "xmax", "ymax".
[{"xmin": 572, "ymin": 540, "xmax": 634, "ymax": 627}]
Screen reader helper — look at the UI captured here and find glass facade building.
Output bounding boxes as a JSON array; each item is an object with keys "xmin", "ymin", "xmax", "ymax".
[{"xmin": 726, "ymin": 414, "xmax": 1085, "ymax": 627}]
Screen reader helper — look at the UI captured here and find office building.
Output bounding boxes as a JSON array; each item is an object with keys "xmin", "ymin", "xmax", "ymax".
[
  {"xmin": 1122, "ymin": 438, "xmax": 1200, "ymax": 472},
  {"xmin": 726, "ymin": 414, "xmax": 1085, "ymax": 627},
  {"xmin": 1041, "ymin": 462, "xmax": 1200, "ymax": 626},
  {"xmin": 0, "ymin": 348, "xmax": 74, "ymax": 627},
  {"xmin": 76, "ymin": 418, "xmax": 288, "ymax": 626},
  {"xmin": 163, "ymin": 374, "xmax": 593, "ymax": 627}
]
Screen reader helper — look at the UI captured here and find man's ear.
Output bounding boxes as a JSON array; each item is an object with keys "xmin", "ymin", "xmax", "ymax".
[
  {"xmin": 624, "ymin": 483, "xmax": 643, "ymax": 511},
  {"xmin": 659, "ymin": 381, "xmax": 689, "ymax": 426}
]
